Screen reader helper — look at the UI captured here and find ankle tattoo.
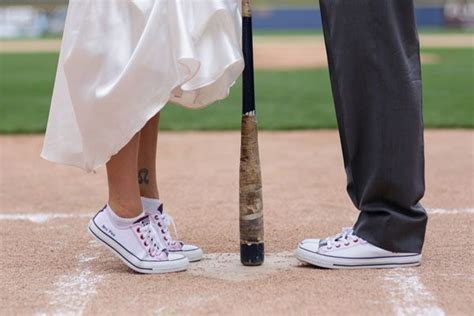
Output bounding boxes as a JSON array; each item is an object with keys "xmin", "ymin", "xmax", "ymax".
[{"xmin": 138, "ymin": 168, "xmax": 150, "ymax": 185}]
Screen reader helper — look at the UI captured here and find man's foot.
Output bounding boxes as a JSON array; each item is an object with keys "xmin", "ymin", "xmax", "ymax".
[
  {"xmin": 142, "ymin": 197, "xmax": 204, "ymax": 262},
  {"xmin": 88, "ymin": 205, "xmax": 189, "ymax": 274},
  {"xmin": 295, "ymin": 227, "xmax": 421, "ymax": 269}
]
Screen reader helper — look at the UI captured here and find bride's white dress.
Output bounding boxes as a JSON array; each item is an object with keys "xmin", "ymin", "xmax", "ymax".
[{"xmin": 41, "ymin": 0, "xmax": 244, "ymax": 172}]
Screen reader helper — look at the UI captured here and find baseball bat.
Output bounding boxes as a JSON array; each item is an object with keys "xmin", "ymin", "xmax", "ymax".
[{"xmin": 239, "ymin": 0, "xmax": 264, "ymax": 266}]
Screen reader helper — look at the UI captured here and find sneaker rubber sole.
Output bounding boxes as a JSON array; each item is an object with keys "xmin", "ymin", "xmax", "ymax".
[
  {"xmin": 88, "ymin": 220, "xmax": 189, "ymax": 274},
  {"xmin": 295, "ymin": 246, "xmax": 421, "ymax": 269},
  {"xmin": 170, "ymin": 248, "xmax": 204, "ymax": 262}
]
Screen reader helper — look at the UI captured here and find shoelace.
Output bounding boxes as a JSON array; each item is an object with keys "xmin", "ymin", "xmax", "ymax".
[
  {"xmin": 154, "ymin": 211, "xmax": 182, "ymax": 247},
  {"xmin": 137, "ymin": 224, "xmax": 165, "ymax": 257},
  {"xmin": 325, "ymin": 227, "xmax": 360, "ymax": 249}
]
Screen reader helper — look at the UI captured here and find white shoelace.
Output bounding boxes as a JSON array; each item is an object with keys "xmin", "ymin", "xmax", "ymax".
[
  {"xmin": 154, "ymin": 211, "xmax": 182, "ymax": 247},
  {"xmin": 325, "ymin": 227, "xmax": 360, "ymax": 249},
  {"xmin": 163, "ymin": 213, "xmax": 180, "ymax": 240},
  {"xmin": 138, "ymin": 224, "xmax": 164, "ymax": 257}
]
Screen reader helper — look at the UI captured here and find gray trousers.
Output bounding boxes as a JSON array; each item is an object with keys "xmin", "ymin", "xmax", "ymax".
[{"xmin": 320, "ymin": 0, "xmax": 427, "ymax": 253}]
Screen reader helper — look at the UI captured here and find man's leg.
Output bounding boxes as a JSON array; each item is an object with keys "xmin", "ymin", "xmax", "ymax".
[{"xmin": 320, "ymin": 0, "xmax": 427, "ymax": 253}]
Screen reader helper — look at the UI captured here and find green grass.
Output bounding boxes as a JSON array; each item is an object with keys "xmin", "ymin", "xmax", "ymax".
[
  {"xmin": 421, "ymin": 48, "xmax": 474, "ymax": 127},
  {"xmin": 254, "ymin": 0, "xmax": 316, "ymax": 6},
  {"xmin": 254, "ymin": 28, "xmax": 474, "ymax": 36},
  {"xmin": 253, "ymin": 0, "xmax": 452, "ymax": 6},
  {"xmin": 0, "ymin": 48, "xmax": 473, "ymax": 133},
  {"xmin": 3, "ymin": 28, "xmax": 471, "ymax": 41},
  {"xmin": 0, "ymin": 52, "xmax": 59, "ymax": 133}
]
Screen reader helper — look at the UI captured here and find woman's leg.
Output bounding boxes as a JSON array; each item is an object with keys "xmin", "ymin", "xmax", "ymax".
[
  {"xmin": 107, "ymin": 132, "xmax": 142, "ymax": 218},
  {"xmin": 138, "ymin": 113, "xmax": 160, "ymax": 199},
  {"xmin": 136, "ymin": 112, "xmax": 203, "ymax": 261},
  {"xmin": 94, "ymin": 123, "xmax": 189, "ymax": 273}
]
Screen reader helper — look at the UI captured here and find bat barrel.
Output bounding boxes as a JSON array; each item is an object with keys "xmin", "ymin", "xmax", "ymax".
[
  {"xmin": 241, "ymin": 243, "xmax": 265, "ymax": 266},
  {"xmin": 240, "ymin": 116, "xmax": 264, "ymax": 266}
]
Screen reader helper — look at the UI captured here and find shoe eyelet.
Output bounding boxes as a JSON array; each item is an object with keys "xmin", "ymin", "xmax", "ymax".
[
  {"xmin": 158, "ymin": 223, "xmax": 162, "ymax": 227},
  {"xmin": 136, "ymin": 228, "xmax": 140, "ymax": 233},
  {"xmin": 140, "ymin": 235, "xmax": 144, "ymax": 240},
  {"xmin": 144, "ymin": 242, "xmax": 148, "ymax": 247},
  {"xmin": 155, "ymin": 216, "xmax": 159, "ymax": 220},
  {"xmin": 354, "ymin": 238, "xmax": 359, "ymax": 243},
  {"xmin": 336, "ymin": 244, "xmax": 341, "ymax": 248},
  {"xmin": 344, "ymin": 242, "xmax": 350, "ymax": 246},
  {"xmin": 326, "ymin": 246, "xmax": 332, "ymax": 250}
]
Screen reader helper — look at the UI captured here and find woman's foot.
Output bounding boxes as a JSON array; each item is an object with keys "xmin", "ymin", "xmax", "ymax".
[
  {"xmin": 141, "ymin": 197, "xmax": 204, "ymax": 262},
  {"xmin": 88, "ymin": 205, "xmax": 189, "ymax": 274},
  {"xmin": 295, "ymin": 227, "xmax": 421, "ymax": 269}
]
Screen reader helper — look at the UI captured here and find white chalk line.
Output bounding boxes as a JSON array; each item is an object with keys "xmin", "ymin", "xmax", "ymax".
[
  {"xmin": 0, "ymin": 207, "xmax": 471, "ymax": 224},
  {"xmin": 427, "ymin": 208, "xmax": 474, "ymax": 215},
  {"xmin": 384, "ymin": 268, "xmax": 445, "ymax": 316},
  {"xmin": 36, "ymin": 240, "xmax": 105, "ymax": 316},
  {"xmin": 0, "ymin": 208, "xmax": 468, "ymax": 314},
  {"xmin": 35, "ymin": 250, "xmax": 448, "ymax": 315},
  {"xmin": 0, "ymin": 213, "xmax": 92, "ymax": 223}
]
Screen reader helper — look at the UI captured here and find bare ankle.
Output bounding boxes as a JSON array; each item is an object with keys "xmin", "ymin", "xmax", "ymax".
[
  {"xmin": 108, "ymin": 199, "xmax": 143, "ymax": 218},
  {"xmin": 140, "ymin": 190, "xmax": 160, "ymax": 200}
]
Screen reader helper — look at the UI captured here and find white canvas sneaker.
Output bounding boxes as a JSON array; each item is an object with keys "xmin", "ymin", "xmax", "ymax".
[
  {"xmin": 88, "ymin": 206, "xmax": 189, "ymax": 274},
  {"xmin": 142, "ymin": 199, "xmax": 203, "ymax": 262},
  {"xmin": 295, "ymin": 227, "xmax": 421, "ymax": 269}
]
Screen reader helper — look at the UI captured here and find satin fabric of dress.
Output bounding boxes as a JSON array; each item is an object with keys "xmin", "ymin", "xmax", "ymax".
[{"xmin": 42, "ymin": 0, "xmax": 244, "ymax": 172}]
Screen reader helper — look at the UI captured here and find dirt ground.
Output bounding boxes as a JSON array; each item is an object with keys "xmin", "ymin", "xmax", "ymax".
[
  {"xmin": 0, "ymin": 34, "xmax": 471, "ymax": 69},
  {"xmin": 0, "ymin": 130, "xmax": 472, "ymax": 315}
]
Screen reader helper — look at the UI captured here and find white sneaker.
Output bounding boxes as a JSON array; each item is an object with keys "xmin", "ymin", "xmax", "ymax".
[
  {"xmin": 142, "ymin": 198, "xmax": 203, "ymax": 262},
  {"xmin": 88, "ymin": 206, "xmax": 189, "ymax": 274},
  {"xmin": 295, "ymin": 227, "xmax": 421, "ymax": 269}
]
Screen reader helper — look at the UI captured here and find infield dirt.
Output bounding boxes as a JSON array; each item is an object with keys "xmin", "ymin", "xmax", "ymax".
[{"xmin": 0, "ymin": 130, "xmax": 472, "ymax": 315}]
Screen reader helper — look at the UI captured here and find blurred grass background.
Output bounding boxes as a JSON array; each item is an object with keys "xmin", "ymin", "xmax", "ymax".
[
  {"xmin": 0, "ymin": 0, "xmax": 473, "ymax": 133},
  {"xmin": 0, "ymin": 43, "xmax": 473, "ymax": 133},
  {"xmin": 253, "ymin": 0, "xmax": 447, "ymax": 5}
]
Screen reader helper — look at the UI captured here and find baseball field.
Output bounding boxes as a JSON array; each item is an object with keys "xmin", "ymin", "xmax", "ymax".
[{"xmin": 0, "ymin": 31, "xmax": 473, "ymax": 315}]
